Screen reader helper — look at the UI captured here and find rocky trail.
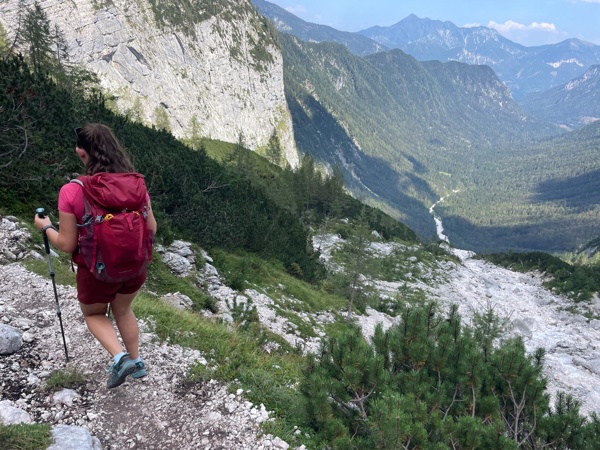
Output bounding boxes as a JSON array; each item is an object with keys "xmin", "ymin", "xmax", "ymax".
[{"xmin": 0, "ymin": 216, "xmax": 291, "ymax": 450}]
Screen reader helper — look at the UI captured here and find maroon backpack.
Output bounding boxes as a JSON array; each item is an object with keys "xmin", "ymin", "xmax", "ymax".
[{"xmin": 71, "ymin": 172, "xmax": 153, "ymax": 283}]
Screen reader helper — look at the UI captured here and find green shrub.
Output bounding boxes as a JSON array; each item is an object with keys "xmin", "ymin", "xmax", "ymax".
[
  {"xmin": 45, "ymin": 368, "xmax": 86, "ymax": 390},
  {"xmin": 300, "ymin": 302, "xmax": 600, "ymax": 448},
  {"xmin": 0, "ymin": 424, "xmax": 52, "ymax": 450}
]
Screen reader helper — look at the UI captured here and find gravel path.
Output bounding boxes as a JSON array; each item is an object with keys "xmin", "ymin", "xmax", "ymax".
[{"xmin": 0, "ymin": 217, "xmax": 287, "ymax": 450}]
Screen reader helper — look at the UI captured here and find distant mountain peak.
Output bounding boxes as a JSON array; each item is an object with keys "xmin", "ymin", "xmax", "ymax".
[
  {"xmin": 357, "ymin": 15, "xmax": 600, "ymax": 99},
  {"xmin": 252, "ymin": 0, "xmax": 387, "ymax": 56},
  {"xmin": 565, "ymin": 64, "xmax": 600, "ymax": 90}
]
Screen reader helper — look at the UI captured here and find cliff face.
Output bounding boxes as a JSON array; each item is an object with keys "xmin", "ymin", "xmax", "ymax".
[{"xmin": 0, "ymin": 0, "xmax": 299, "ymax": 166}]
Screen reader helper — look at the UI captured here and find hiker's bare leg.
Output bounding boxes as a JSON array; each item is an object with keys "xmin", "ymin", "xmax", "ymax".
[
  {"xmin": 110, "ymin": 291, "xmax": 140, "ymax": 360},
  {"xmin": 80, "ymin": 302, "xmax": 123, "ymax": 356}
]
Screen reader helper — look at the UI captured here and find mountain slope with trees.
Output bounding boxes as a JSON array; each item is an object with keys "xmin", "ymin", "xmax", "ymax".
[
  {"xmin": 438, "ymin": 120, "xmax": 600, "ymax": 252},
  {"xmin": 3, "ymin": 6, "xmax": 600, "ymax": 449},
  {"xmin": 281, "ymin": 33, "xmax": 558, "ymax": 238},
  {"xmin": 0, "ymin": 0, "xmax": 299, "ymax": 162},
  {"xmin": 251, "ymin": 0, "xmax": 387, "ymax": 56},
  {"xmin": 519, "ymin": 65, "xmax": 600, "ymax": 129}
]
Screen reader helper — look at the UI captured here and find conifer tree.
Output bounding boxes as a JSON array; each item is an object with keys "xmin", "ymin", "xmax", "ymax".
[
  {"xmin": 184, "ymin": 114, "xmax": 203, "ymax": 150},
  {"xmin": 300, "ymin": 302, "xmax": 596, "ymax": 448},
  {"xmin": 233, "ymin": 130, "xmax": 251, "ymax": 174},
  {"xmin": 154, "ymin": 105, "xmax": 171, "ymax": 132},
  {"xmin": 328, "ymin": 223, "xmax": 374, "ymax": 315},
  {"xmin": 17, "ymin": 2, "xmax": 55, "ymax": 73},
  {"xmin": 0, "ymin": 22, "xmax": 9, "ymax": 57},
  {"xmin": 125, "ymin": 97, "xmax": 146, "ymax": 124},
  {"xmin": 323, "ymin": 164, "xmax": 345, "ymax": 217},
  {"xmin": 265, "ymin": 129, "xmax": 282, "ymax": 166}
]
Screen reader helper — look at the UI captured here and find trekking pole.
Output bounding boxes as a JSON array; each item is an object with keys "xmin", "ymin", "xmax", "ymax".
[{"xmin": 36, "ymin": 208, "xmax": 69, "ymax": 362}]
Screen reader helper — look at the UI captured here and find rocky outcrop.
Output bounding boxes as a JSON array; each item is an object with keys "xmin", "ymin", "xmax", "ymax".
[
  {"xmin": 0, "ymin": 0, "xmax": 299, "ymax": 166},
  {"xmin": 316, "ymin": 232, "xmax": 600, "ymax": 416}
]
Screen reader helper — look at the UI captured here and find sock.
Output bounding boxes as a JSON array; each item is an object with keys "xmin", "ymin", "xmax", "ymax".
[
  {"xmin": 113, "ymin": 351, "xmax": 127, "ymax": 364},
  {"xmin": 131, "ymin": 356, "xmax": 142, "ymax": 364}
]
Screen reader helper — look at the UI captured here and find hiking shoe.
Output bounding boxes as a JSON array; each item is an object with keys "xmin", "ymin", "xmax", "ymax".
[
  {"xmin": 131, "ymin": 361, "xmax": 148, "ymax": 379},
  {"xmin": 106, "ymin": 354, "xmax": 136, "ymax": 389}
]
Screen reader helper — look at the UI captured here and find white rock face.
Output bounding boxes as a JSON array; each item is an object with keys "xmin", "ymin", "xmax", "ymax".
[
  {"xmin": 0, "ymin": 0, "xmax": 299, "ymax": 167},
  {"xmin": 433, "ymin": 253, "xmax": 600, "ymax": 416}
]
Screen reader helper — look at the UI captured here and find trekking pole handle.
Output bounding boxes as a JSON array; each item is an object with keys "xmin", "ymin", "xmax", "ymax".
[{"xmin": 36, "ymin": 208, "xmax": 51, "ymax": 254}]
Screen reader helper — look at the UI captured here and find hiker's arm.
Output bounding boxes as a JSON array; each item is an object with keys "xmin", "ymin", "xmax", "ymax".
[
  {"xmin": 147, "ymin": 199, "xmax": 157, "ymax": 236},
  {"xmin": 34, "ymin": 211, "xmax": 79, "ymax": 254}
]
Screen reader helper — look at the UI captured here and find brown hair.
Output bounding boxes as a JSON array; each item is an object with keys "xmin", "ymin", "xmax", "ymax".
[{"xmin": 75, "ymin": 124, "xmax": 135, "ymax": 175}]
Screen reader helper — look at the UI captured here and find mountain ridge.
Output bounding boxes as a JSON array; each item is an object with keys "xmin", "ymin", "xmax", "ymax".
[
  {"xmin": 253, "ymin": 2, "xmax": 600, "ymax": 100},
  {"xmin": 358, "ymin": 16, "xmax": 600, "ymax": 99},
  {"xmin": 519, "ymin": 65, "xmax": 600, "ymax": 129},
  {"xmin": 251, "ymin": 0, "xmax": 388, "ymax": 56}
]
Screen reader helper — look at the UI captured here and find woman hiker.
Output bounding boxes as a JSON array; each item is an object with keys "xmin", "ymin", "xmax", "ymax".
[{"xmin": 34, "ymin": 123, "xmax": 157, "ymax": 388}]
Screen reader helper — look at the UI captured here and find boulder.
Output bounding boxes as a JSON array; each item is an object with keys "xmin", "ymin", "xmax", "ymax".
[
  {"xmin": 0, "ymin": 400, "xmax": 32, "ymax": 424},
  {"xmin": 0, "ymin": 324, "xmax": 23, "ymax": 354},
  {"xmin": 47, "ymin": 425, "xmax": 102, "ymax": 450}
]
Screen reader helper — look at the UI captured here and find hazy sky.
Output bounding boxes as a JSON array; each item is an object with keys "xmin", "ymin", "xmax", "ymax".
[{"xmin": 266, "ymin": 0, "xmax": 600, "ymax": 46}]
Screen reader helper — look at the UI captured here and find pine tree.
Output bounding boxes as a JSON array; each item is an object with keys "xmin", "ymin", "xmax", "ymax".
[
  {"xmin": 154, "ymin": 105, "xmax": 171, "ymax": 132},
  {"xmin": 17, "ymin": 2, "xmax": 55, "ymax": 74},
  {"xmin": 330, "ymin": 209, "xmax": 376, "ymax": 317},
  {"xmin": 0, "ymin": 22, "xmax": 9, "ymax": 57},
  {"xmin": 184, "ymin": 114, "xmax": 203, "ymax": 150},
  {"xmin": 126, "ymin": 97, "xmax": 146, "ymax": 124},
  {"xmin": 300, "ymin": 302, "xmax": 593, "ymax": 448},
  {"xmin": 233, "ymin": 130, "xmax": 251, "ymax": 174},
  {"xmin": 302, "ymin": 326, "xmax": 388, "ymax": 444},
  {"xmin": 265, "ymin": 130, "xmax": 282, "ymax": 166},
  {"xmin": 323, "ymin": 164, "xmax": 345, "ymax": 217}
]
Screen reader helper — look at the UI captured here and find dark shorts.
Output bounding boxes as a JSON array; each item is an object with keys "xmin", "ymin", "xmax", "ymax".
[{"xmin": 76, "ymin": 266, "xmax": 147, "ymax": 304}]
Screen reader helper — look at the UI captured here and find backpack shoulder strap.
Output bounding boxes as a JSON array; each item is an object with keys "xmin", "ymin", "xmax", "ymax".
[{"xmin": 69, "ymin": 177, "xmax": 94, "ymax": 226}]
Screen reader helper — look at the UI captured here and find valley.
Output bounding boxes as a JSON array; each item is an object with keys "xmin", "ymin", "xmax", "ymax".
[{"xmin": 256, "ymin": 1, "xmax": 600, "ymax": 254}]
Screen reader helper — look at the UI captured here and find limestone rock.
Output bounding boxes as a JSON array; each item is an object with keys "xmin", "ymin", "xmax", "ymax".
[
  {"xmin": 52, "ymin": 389, "xmax": 80, "ymax": 407},
  {"xmin": 0, "ymin": 324, "xmax": 23, "ymax": 355},
  {"xmin": 160, "ymin": 292, "xmax": 194, "ymax": 310},
  {"xmin": 47, "ymin": 425, "xmax": 102, "ymax": 450},
  {"xmin": 0, "ymin": 400, "xmax": 32, "ymax": 424}
]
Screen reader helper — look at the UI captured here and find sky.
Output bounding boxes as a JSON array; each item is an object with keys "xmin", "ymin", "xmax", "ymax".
[{"xmin": 266, "ymin": 0, "xmax": 600, "ymax": 47}]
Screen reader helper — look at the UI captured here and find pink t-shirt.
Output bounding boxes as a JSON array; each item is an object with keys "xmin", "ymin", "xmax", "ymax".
[{"xmin": 58, "ymin": 182, "xmax": 85, "ymax": 222}]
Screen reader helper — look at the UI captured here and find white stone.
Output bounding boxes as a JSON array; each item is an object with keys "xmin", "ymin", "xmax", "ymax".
[
  {"xmin": 53, "ymin": 389, "xmax": 80, "ymax": 407},
  {"xmin": 0, "ymin": 400, "xmax": 32, "ymax": 424}
]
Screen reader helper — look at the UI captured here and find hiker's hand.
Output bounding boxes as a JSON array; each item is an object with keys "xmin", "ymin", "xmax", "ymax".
[{"xmin": 34, "ymin": 214, "xmax": 52, "ymax": 232}]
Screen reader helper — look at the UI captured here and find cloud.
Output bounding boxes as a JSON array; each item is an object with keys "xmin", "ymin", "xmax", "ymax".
[
  {"xmin": 488, "ymin": 20, "xmax": 557, "ymax": 33},
  {"xmin": 285, "ymin": 5, "xmax": 307, "ymax": 15},
  {"xmin": 580, "ymin": 0, "xmax": 600, "ymax": 3},
  {"xmin": 487, "ymin": 20, "xmax": 568, "ymax": 46}
]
